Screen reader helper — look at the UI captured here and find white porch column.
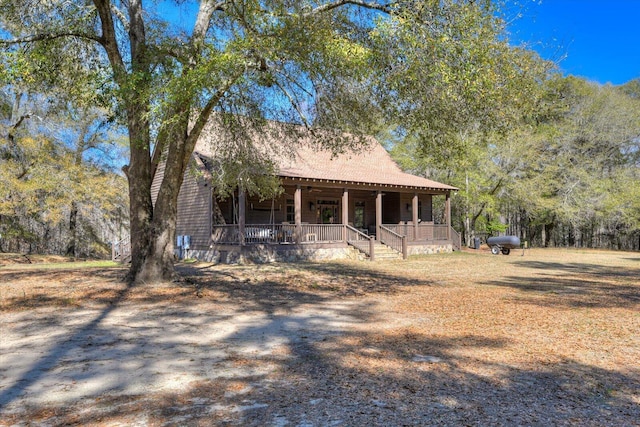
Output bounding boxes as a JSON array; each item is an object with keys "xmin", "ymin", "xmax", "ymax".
[
  {"xmin": 238, "ymin": 186, "xmax": 246, "ymax": 246},
  {"xmin": 294, "ymin": 185, "xmax": 302, "ymax": 243},
  {"xmin": 376, "ymin": 190, "xmax": 382, "ymax": 240},
  {"xmin": 412, "ymin": 193, "xmax": 419, "ymax": 240}
]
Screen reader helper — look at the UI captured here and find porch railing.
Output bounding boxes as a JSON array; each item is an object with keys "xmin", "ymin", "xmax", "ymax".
[
  {"xmin": 383, "ymin": 223, "xmax": 450, "ymax": 242},
  {"xmin": 379, "ymin": 225, "xmax": 407, "ymax": 259},
  {"xmin": 209, "ymin": 223, "xmax": 459, "ymax": 253},
  {"xmin": 345, "ymin": 225, "xmax": 375, "ymax": 260},
  {"xmin": 211, "ymin": 225, "xmax": 241, "ymax": 244},
  {"xmin": 211, "ymin": 223, "xmax": 343, "ymax": 245},
  {"xmin": 300, "ymin": 224, "xmax": 343, "ymax": 242},
  {"xmin": 245, "ymin": 224, "xmax": 297, "ymax": 244}
]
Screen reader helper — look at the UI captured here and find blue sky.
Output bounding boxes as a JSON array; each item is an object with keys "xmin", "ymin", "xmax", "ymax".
[{"xmin": 507, "ymin": 0, "xmax": 640, "ymax": 85}]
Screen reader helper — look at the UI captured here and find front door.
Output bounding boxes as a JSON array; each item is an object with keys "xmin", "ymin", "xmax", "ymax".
[
  {"xmin": 321, "ymin": 206, "xmax": 338, "ymax": 224},
  {"xmin": 318, "ymin": 199, "xmax": 339, "ymax": 224}
]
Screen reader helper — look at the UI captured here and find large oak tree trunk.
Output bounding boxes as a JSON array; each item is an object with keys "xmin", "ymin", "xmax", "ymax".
[
  {"xmin": 93, "ymin": 0, "xmax": 239, "ymax": 284},
  {"xmin": 124, "ymin": 118, "xmax": 153, "ymax": 283},
  {"xmin": 131, "ymin": 112, "xmax": 195, "ymax": 284},
  {"xmin": 135, "ymin": 148, "xmax": 183, "ymax": 283}
]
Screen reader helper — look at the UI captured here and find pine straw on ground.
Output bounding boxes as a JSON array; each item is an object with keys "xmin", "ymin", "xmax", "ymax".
[{"xmin": 0, "ymin": 248, "xmax": 638, "ymax": 426}]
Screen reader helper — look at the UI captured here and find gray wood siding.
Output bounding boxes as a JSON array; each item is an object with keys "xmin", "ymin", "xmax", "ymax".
[
  {"xmin": 151, "ymin": 159, "xmax": 166, "ymax": 206},
  {"xmin": 176, "ymin": 169, "xmax": 211, "ymax": 251}
]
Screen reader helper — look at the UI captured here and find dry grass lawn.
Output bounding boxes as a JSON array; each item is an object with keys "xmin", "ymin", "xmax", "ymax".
[{"xmin": 0, "ymin": 248, "xmax": 638, "ymax": 426}]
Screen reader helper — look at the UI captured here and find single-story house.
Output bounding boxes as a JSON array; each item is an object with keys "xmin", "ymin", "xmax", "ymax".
[{"xmin": 139, "ymin": 121, "xmax": 460, "ymax": 264}]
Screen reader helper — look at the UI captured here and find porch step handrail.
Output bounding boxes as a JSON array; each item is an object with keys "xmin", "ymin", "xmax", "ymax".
[
  {"xmin": 450, "ymin": 227, "xmax": 462, "ymax": 251},
  {"xmin": 345, "ymin": 225, "xmax": 375, "ymax": 261},
  {"xmin": 379, "ymin": 225, "xmax": 408, "ymax": 259},
  {"xmin": 112, "ymin": 235, "xmax": 131, "ymax": 263}
]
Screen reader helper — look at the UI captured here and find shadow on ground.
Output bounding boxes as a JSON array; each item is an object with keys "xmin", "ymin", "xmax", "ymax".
[
  {"xmin": 482, "ymin": 260, "xmax": 640, "ymax": 309},
  {"xmin": 1, "ymin": 260, "xmax": 638, "ymax": 425}
]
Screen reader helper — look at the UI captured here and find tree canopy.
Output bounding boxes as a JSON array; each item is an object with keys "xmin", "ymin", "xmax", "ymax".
[{"xmin": 391, "ymin": 74, "xmax": 640, "ymax": 250}]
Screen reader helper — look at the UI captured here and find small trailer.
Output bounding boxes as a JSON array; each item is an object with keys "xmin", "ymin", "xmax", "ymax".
[{"xmin": 486, "ymin": 236, "xmax": 521, "ymax": 255}]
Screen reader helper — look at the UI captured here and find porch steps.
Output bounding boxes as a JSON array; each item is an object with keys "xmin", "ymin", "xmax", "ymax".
[
  {"xmin": 372, "ymin": 242, "xmax": 403, "ymax": 260},
  {"xmin": 348, "ymin": 241, "xmax": 402, "ymax": 261}
]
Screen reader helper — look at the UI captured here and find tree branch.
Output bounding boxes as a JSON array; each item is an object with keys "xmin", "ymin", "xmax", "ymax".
[
  {"xmin": 193, "ymin": 0, "xmax": 230, "ymax": 48},
  {"xmin": 128, "ymin": 0, "xmax": 146, "ymax": 72},
  {"xmin": 0, "ymin": 31, "xmax": 102, "ymax": 46},
  {"xmin": 92, "ymin": 0, "xmax": 126, "ymax": 81},
  {"xmin": 273, "ymin": 79, "xmax": 312, "ymax": 130},
  {"xmin": 110, "ymin": 3, "xmax": 130, "ymax": 33},
  {"xmin": 186, "ymin": 69, "xmax": 246, "ymax": 151},
  {"xmin": 302, "ymin": 0, "xmax": 394, "ymax": 17}
]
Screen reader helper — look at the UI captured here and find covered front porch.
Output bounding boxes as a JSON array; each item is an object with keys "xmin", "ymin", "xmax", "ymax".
[{"xmin": 207, "ymin": 180, "xmax": 460, "ymax": 260}]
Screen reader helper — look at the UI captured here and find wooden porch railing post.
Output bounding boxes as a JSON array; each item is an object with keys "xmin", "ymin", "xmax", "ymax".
[
  {"xmin": 402, "ymin": 236, "xmax": 408, "ymax": 259},
  {"xmin": 342, "ymin": 188, "xmax": 349, "ymax": 241},
  {"xmin": 369, "ymin": 237, "xmax": 375, "ymax": 261}
]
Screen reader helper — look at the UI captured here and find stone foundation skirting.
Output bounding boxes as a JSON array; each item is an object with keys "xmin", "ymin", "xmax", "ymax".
[
  {"xmin": 178, "ymin": 242, "xmax": 362, "ymax": 264},
  {"xmin": 179, "ymin": 241, "xmax": 452, "ymax": 264},
  {"xmin": 407, "ymin": 242, "xmax": 453, "ymax": 255}
]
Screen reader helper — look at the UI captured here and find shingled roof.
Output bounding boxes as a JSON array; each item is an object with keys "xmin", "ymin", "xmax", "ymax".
[
  {"xmin": 193, "ymin": 119, "xmax": 457, "ymax": 193},
  {"xmin": 275, "ymin": 139, "xmax": 457, "ymax": 192}
]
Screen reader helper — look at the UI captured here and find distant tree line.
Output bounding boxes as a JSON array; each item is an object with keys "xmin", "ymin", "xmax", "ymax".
[
  {"xmin": 390, "ymin": 76, "xmax": 640, "ymax": 250},
  {"xmin": 0, "ymin": 92, "xmax": 128, "ymax": 258}
]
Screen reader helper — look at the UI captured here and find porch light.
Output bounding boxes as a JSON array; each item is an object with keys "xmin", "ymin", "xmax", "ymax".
[
  {"xmin": 309, "ymin": 201, "xmax": 315, "ymax": 211},
  {"xmin": 406, "ymin": 203, "xmax": 411, "ymax": 212}
]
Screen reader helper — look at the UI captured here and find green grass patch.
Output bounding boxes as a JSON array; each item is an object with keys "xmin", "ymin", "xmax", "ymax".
[{"xmin": 0, "ymin": 260, "xmax": 120, "ymax": 270}]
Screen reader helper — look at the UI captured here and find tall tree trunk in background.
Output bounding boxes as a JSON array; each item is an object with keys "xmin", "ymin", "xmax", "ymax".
[
  {"xmin": 66, "ymin": 122, "xmax": 90, "ymax": 258},
  {"xmin": 212, "ymin": 197, "xmax": 226, "ymax": 225},
  {"xmin": 66, "ymin": 201, "xmax": 78, "ymax": 257}
]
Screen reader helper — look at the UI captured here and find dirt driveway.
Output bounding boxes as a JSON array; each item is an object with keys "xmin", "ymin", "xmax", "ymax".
[{"xmin": 1, "ymin": 249, "xmax": 639, "ymax": 426}]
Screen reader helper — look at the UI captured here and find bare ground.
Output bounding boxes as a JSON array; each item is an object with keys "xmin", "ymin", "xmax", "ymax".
[{"xmin": 0, "ymin": 248, "xmax": 638, "ymax": 426}]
